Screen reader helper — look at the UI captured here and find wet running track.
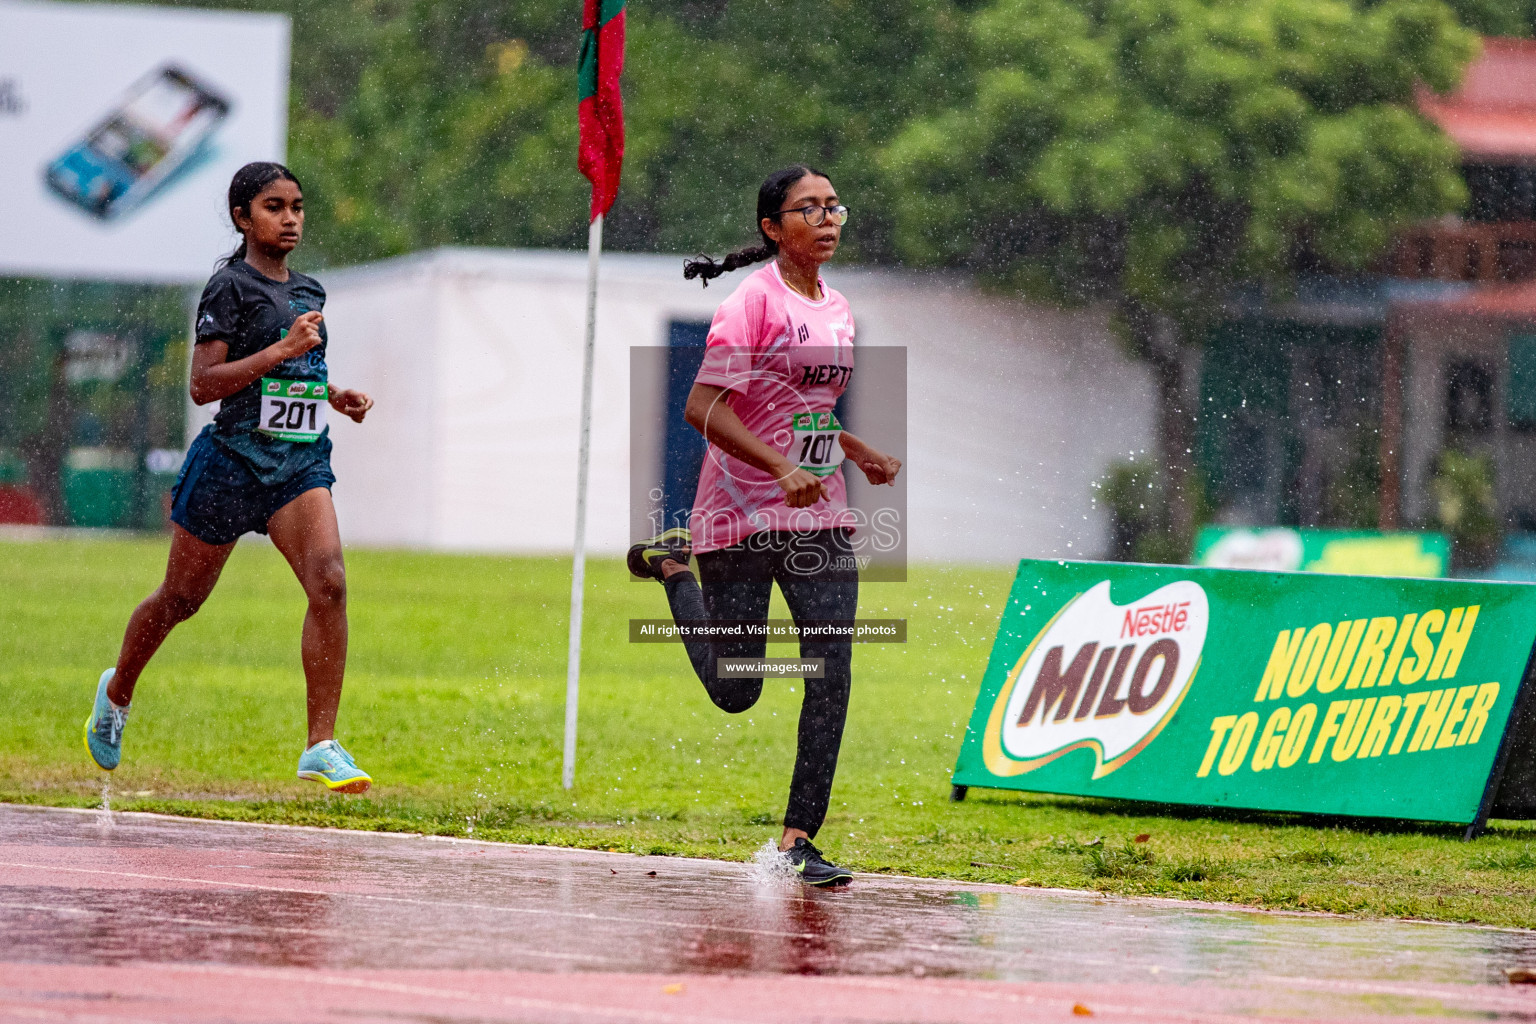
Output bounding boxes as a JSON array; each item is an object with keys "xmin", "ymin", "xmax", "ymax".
[{"xmin": 3, "ymin": 804, "xmax": 1536, "ymax": 1022}]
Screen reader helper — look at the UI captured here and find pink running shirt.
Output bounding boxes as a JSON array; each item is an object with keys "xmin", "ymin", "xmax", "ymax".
[{"xmin": 689, "ymin": 261, "xmax": 857, "ymax": 554}]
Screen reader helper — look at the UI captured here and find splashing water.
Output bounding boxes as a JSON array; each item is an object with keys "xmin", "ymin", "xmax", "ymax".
[
  {"xmin": 99, "ymin": 777, "xmax": 112, "ymax": 825},
  {"xmin": 748, "ymin": 839, "xmax": 796, "ymax": 888}
]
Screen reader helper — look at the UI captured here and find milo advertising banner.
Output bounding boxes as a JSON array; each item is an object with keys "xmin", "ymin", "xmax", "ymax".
[
  {"xmin": 1194, "ymin": 526, "xmax": 1449, "ymax": 578},
  {"xmin": 951, "ymin": 560, "xmax": 1536, "ymax": 832}
]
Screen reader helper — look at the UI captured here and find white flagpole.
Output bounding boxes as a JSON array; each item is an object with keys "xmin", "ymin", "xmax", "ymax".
[{"xmin": 564, "ymin": 212, "xmax": 603, "ymax": 790}]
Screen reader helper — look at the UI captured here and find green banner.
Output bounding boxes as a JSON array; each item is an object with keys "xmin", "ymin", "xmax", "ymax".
[
  {"xmin": 1193, "ymin": 526, "xmax": 1449, "ymax": 578},
  {"xmin": 951, "ymin": 560, "xmax": 1536, "ymax": 827}
]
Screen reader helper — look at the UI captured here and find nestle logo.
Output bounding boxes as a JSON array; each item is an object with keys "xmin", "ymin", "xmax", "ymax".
[{"xmin": 1122, "ymin": 601, "xmax": 1190, "ymax": 639}]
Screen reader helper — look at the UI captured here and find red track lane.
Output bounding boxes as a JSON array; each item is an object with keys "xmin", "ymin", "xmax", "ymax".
[
  {"xmin": 3, "ymin": 804, "xmax": 1536, "ymax": 1023},
  {"xmin": 7, "ymin": 963, "xmax": 1536, "ymax": 1024}
]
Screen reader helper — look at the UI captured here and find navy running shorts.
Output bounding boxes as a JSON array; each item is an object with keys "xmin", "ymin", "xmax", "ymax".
[{"xmin": 169, "ymin": 427, "xmax": 336, "ymax": 546}]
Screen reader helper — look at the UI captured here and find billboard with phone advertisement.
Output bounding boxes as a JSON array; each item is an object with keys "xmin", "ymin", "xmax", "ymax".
[{"xmin": 0, "ymin": 0, "xmax": 288, "ymax": 282}]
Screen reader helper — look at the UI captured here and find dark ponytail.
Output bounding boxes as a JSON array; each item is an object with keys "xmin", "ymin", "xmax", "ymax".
[
  {"xmin": 683, "ymin": 164, "xmax": 826, "ymax": 287},
  {"xmin": 216, "ymin": 161, "xmax": 302, "ymax": 270}
]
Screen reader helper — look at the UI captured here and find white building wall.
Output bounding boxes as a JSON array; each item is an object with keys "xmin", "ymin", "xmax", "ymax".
[
  {"xmin": 835, "ymin": 273, "xmax": 1152, "ymax": 563},
  {"xmin": 311, "ymin": 247, "xmax": 1156, "ymax": 563},
  {"xmin": 321, "ymin": 267, "xmax": 438, "ymax": 548}
]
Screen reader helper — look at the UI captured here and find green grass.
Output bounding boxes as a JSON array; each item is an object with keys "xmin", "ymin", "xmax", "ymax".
[{"xmin": 5, "ymin": 536, "xmax": 1536, "ymax": 927}]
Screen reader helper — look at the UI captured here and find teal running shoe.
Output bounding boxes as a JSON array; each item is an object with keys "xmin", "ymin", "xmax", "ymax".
[
  {"xmin": 83, "ymin": 668, "xmax": 130, "ymax": 771},
  {"xmin": 627, "ymin": 526, "xmax": 692, "ymax": 580},
  {"xmin": 296, "ymin": 739, "xmax": 372, "ymax": 794}
]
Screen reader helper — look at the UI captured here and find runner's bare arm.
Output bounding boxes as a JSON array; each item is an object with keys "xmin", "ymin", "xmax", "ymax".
[
  {"xmin": 189, "ymin": 311, "xmax": 325, "ymax": 405},
  {"xmin": 839, "ymin": 431, "xmax": 901, "ymax": 486},
  {"xmin": 684, "ymin": 382, "xmax": 828, "ymax": 509}
]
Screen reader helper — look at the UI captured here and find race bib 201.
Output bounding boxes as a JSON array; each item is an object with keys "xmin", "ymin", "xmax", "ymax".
[{"xmin": 258, "ymin": 378, "xmax": 327, "ymax": 443}]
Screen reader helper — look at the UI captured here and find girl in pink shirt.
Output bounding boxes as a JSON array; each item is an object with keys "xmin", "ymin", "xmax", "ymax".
[{"xmin": 628, "ymin": 165, "xmax": 901, "ymax": 887}]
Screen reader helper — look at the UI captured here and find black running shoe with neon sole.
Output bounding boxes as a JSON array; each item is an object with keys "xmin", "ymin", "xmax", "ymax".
[
  {"xmin": 784, "ymin": 837, "xmax": 853, "ymax": 887},
  {"xmin": 627, "ymin": 527, "xmax": 692, "ymax": 581}
]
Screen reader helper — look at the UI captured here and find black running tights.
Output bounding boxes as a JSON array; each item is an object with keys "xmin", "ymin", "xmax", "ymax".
[{"xmin": 661, "ymin": 528, "xmax": 858, "ymax": 838}]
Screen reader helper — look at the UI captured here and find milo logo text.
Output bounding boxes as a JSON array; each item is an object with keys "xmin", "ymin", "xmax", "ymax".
[{"xmin": 983, "ymin": 580, "xmax": 1209, "ymax": 779}]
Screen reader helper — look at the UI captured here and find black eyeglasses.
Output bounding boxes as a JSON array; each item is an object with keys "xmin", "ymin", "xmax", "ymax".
[{"xmin": 772, "ymin": 204, "xmax": 850, "ymax": 227}]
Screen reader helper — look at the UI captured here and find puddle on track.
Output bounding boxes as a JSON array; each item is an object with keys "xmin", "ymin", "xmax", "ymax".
[{"xmin": 2, "ymin": 802, "xmax": 1533, "ymax": 990}]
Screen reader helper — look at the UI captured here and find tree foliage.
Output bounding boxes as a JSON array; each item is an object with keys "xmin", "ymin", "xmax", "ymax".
[
  {"xmin": 880, "ymin": 0, "xmax": 1479, "ymax": 316},
  {"xmin": 872, "ymin": 0, "xmax": 1478, "ymax": 544}
]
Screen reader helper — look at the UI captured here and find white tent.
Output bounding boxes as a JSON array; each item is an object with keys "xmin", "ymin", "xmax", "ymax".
[{"xmin": 199, "ymin": 247, "xmax": 1156, "ymax": 563}]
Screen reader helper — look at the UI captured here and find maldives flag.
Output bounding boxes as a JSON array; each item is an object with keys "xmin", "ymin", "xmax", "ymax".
[{"xmin": 577, "ymin": 0, "xmax": 625, "ymax": 221}]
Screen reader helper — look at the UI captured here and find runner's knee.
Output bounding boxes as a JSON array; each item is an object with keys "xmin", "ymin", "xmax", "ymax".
[
  {"xmin": 307, "ymin": 558, "xmax": 347, "ymax": 608},
  {"xmin": 158, "ymin": 586, "xmax": 208, "ymax": 623},
  {"xmin": 707, "ymin": 682, "xmax": 762, "ymax": 715},
  {"xmin": 803, "ymin": 674, "xmax": 851, "ymax": 713},
  {"xmin": 801, "ymin": 644, "xmax": 852, "ymax": 677}
]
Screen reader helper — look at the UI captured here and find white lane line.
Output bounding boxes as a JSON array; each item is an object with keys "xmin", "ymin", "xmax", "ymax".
[
  {"xmin": 0, "ymin": 1005, "xmax": 180, "ymax": 1024},
  {"xmin": 152, "ymin": 962, "xmax": 760, "ymax": 1024},
  {"xmin": 0, "ymin": 964, "xmax": 747, "ymax": 1024},
  {"xmin": 817, "ymin": 973, "xmax": 1491, "ymax": 1023},
  {"xmin": 1258, "ymin": 973, "xmax": 1536, "ymax": 1011}
]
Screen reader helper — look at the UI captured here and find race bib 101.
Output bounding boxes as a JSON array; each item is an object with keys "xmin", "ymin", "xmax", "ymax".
[
  {"xmin": 258, "ymin": 378, "xmax": 328, "ymax": 443},
  {"xmin": 790, "ymin": 410, "xmax": 844, "ymax": 477}
]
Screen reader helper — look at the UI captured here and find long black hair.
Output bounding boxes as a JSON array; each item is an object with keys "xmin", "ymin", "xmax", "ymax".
[
  {"xmin": 683, "ymin": 164, "xmax": 827, "ymax": 287},
  {"xmin": 216, "ymin": 161, "xmax": 302, "ymax": 270}
]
